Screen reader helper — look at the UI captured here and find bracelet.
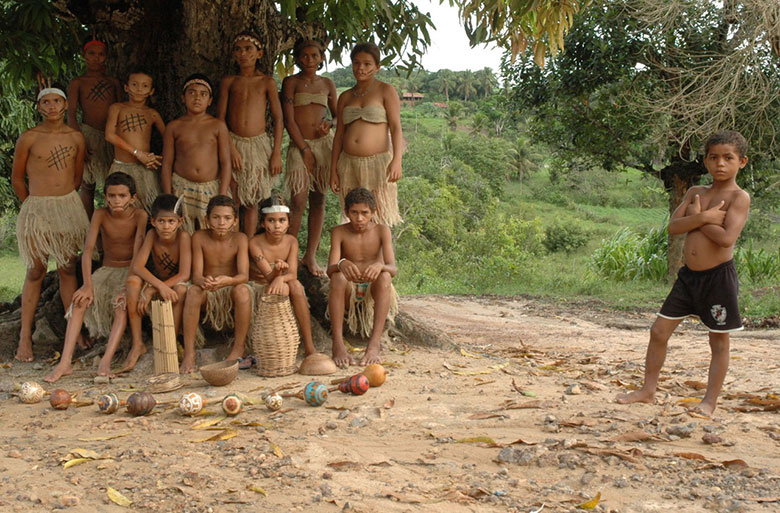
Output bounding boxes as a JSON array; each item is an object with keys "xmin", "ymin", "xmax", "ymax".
[
  {"xmin": 133, "ymin": 148, "xmax": 139, "ymax": 156},
  {"xmin": 336, "ymin": 258, "xmax": 346, "ymax": 271}
]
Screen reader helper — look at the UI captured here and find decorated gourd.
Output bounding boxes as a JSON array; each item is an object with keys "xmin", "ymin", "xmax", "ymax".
[
  {"xmin": 361, "ymin": 364, "xmax": 387, "ymax": 387},
  {"xmin": 49, "ymin": 389, "xmax": 72, "ymax": 410},
  {"xmin": 126, "ymin": 391, "xmax": 156, "ymax": 416},
  {"xmin": 179, "ymin": 392, "xmax": 203, "ymax": 416},
  {"xmin": 303, "ymin": 381, "xmax": 328, "ymax": 406},
  {"xmin": 264, "ymin": 393, "xmax": 283, "ymax": 411},
  {"xmin": 338, "ymin": 374, "xmax": 369, "ymax": 396},
  {"xmin": 97, "ymin": 393, "xmax": 120, "ymax": 414},
  {"xmin": 19, "ymin": 381, "xmax": 45, "ymax": 404},
  {"xmin": 221, "ymin": 394, "xmax": 243, "ymax": 416}
]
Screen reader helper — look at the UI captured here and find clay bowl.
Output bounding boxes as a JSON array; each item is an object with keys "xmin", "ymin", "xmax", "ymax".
[
  {"xmin": 298, "ymin": 353, "xmax": 338, "ymax": 376},
  {"xmin": 200, "ymin": 360, "xmax": 239, "ymax": 386}
]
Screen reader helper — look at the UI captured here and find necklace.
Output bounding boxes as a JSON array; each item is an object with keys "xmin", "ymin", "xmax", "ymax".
[{"xmin": 352, "ymin": 80, "xmax": 375, "ymax": 98}]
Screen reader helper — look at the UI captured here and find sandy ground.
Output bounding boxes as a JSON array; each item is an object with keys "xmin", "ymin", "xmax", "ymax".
[{"xmin": 0, "ymin": 294, "xmax": 778, "ymax": 513}]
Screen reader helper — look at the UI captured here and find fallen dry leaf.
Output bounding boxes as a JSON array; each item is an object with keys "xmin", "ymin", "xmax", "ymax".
[
  {"xmin": 270, "ymin": 442, "xmax": 284, "ymax": 458},
  {"xmin": 383, "ymin": 398, "xmax": 395, "ymax": 409},
  {"xmin": 500, "ymin": 399, "xmax": 555, "ymax": 410},
  {"xmin": 609, "ymin": 431, "xmax": 661, "ymax": 443},
  {"xmin": 468, "ymin": 412, "xmax": 506, "ymax": 420},
  {"xmin": 460, "ymin": 347, "xmax": 482, "ymax": 359},
  {"xmin": 560, "ymin": 417, "xmax": 599, "ymax": 427},
  {"xmin": 327, "ymin": 460, "xmax": 364, "ymax": 471},
  {"xmin": 63, "ymin": 458, "xmax": 90, "ymax": 469},
  {"xmin": 191, "ymin": 429, "xmax": 238, "ymax": 443},
  {"xmin": 674, "ymin": 452, "xmax": 711, "ymax": 461},
  {"xmin": 684, "ymin": 380, "xmax": 707, "ymax": 390},
  {"xmin": 722, "ymin": 459, "xmax": 749, "ymax": 470},
  {"xmin": 191, "ymin": 415, "xmax": 227, "ymax": 430},
  {"xmin": 107, "ymin": 487, "xmax": 132, "ymax": 507},
  {"xmin": 456, "ymin": 436, "xmax": 498, "ymax": 446},
  {"xmin": 576, "ymin": 491, "xmax": 601, "ymax": 510},
  {"xmin": 247, "ymin": 485, "xmax": 267, "ymax": 496},
  {"xmin": 78, "ymin": 432, "xmax": 130, "ymax": 442}
]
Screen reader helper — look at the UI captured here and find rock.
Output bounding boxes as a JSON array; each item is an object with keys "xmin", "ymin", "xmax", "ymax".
[
  {"xmin": 666, "ymin": 422, "xmax": 696, "ymax": 438},
  {"xmin": 7, "ymin": 450, "xmax": 22, "ymax": 459},
  {"xmin": 614, "ymin": 477, "xmax": 629, "ymax": 488},
  {"xmin": 497, "ymin": 446, "xmax": 546, "ymax": 466},
  {"xmin": 349, "ymin": 416, "xmax": 368, "ymax": 428},
  {"xmin": 32, "ymin": 363, "xmax": 43, "ymax": 371},
  {"xmin": 565, "ymin": 383, "xmax": 582, "ymax": 395},
  {"xmin": 337, "ymin": 410, "xmax": 350, "ymax": 420},
  {"xmin": 59, "ymin": 495, "xmax": 79, "ymax": 508},
  {"xmin": 319, "ymin": 483, "xmax": 333, "ymax": 498},
  {"xmin": 581, "ymin": 472, "xmax": 596, "ymax": 485},
  {"xmin": 702, "ymin": 433, "xmax": 723, "ymax": 445},
  {"xmin": 93, "ymin": 375, "xmax": 110, "ymax": 384},
  {"xmin": 32, "ymin": 317, "xmax": 58, "ymax": 347},
  {"xmin": 326, "ymin": 421, "xmax": 338, "ymax": 430}
]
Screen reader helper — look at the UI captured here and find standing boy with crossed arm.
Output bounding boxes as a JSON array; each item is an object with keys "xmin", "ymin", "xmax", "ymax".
[
  {"xmin": 617, "ymin": 130, "xmax": 751, "ymax": 416},
  {"xmin": 217, "ymin": 31, "xmax": 283, "ymax": 236}
]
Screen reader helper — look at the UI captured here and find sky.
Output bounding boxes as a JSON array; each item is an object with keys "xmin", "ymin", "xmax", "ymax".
[{"xmin": 411, "ymin": 0, "xmax": 505, "ymax": 72}]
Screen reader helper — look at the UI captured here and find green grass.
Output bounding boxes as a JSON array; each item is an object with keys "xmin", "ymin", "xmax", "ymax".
[{"xmin": 0, "ymin": 252, "xmax": 29, "ymax": 302}]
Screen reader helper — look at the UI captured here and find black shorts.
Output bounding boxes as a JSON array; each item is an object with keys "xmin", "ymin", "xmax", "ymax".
[{"xmin": 658, "ymin": 259, "xmax": 742, "ymax": 332}]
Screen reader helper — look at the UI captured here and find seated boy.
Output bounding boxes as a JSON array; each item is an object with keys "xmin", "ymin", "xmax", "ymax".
[
  {"xmin": 217, "ymin": 31, "xmax": 283, "ymax": 236},
  {"xmin": 105, "ymin": 70, "xmax": 166, "ymax": 213},
  {"xmin": 124, "ymin": 194, "xmax": 192, "ymax": 372},
  {"xmin": 12, "ymin": 87, "xmax": 90, "ymax": 362},
  {"xmin": 617, "ymin": 130, "xmax": 751, "ymax": 416},
  {"xmin": 67, "ymin": 39, "xmax": 121, "ymax": 217},
  {"xmin": 326, "ymin": 188, "xmax": 398, "ymax": 367},
  {"xmin": 161, "ymin": 74, "xmax": 231, "ymax": 234},
  {"xmin": 45, "ymin": 172, "xmax": 147, "ymax": 382},
  {"xmin": 180, "ymin": 195, "xmax": 251, "ymax": 373}
]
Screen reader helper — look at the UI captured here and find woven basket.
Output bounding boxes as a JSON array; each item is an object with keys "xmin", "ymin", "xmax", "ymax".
[{"xmin": 252, "ymin": 294, "xmax": 300, "ymax": 377}]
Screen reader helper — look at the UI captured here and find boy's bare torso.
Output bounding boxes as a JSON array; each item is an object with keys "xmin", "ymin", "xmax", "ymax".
[
  {"xmin": 170, "ymin": 116, "xmax": 222, "ymax": 182},
  {"xmin": 99, "ymin": 208, "xmax": 144, "ymax": 267},
  {"xmin": 24, "ymin": 127, "xmax": 82, "ymax": 196},
  {"xmin": 338, "ymin": 223, "xmax": 384, "ymax": 272},
  {"xmin": 112, "ymin": 103, "xmax": 161, "ymax": 162},
  {"xmin": 73, "ymin": 75, "xmax": 120, "ymax": 129},
  {"xmin": 198, "ymin": 231, "xmax": 242, "ymax": 278},
  {"xmin": 223, "ymin": 74, "xmax": 271, "ymax": 136},
  {"xmin": 150, "ymin": 233, "xmax": 182, "ymax": 280},
  {"xmin": 683, "ymin": 184, "xmax": 745, "ymax": 270}
]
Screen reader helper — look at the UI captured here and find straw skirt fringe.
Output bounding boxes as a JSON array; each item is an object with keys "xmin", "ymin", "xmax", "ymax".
[
  {"xmin": 346, "ymin": 282, "xmax": 399, "ymax": 339},
  {"xmin": 336, "ymin": 151, "xmax": 401, "ymax": 226},
  {"xmin": 108, "ymin": 160, "xmax": 160, "ymax": 214},
  {"xmin": 80, "ymin": 266, "xmax": 129, "ymax": 339},
  {"xmin": 285, "ymin": 132, "xmax": 333, "ymax": 196},
  {"xmin": 195, "ymin": 283, "xmax": 253, "ymax": 348},
  {"xmin": 80, "ymin": 123, "xmax": 113, "ymax": 185},
  {"xmin": 171, "ymin": 174, "xmax": 220, "ymax": 234},
  {"xmin": 230, "ymin": 132, "xmax": 276, "ymax": 206},
  {"xmin": 16, "ymin": 190, "xmax": 89, "ymax": 268}
]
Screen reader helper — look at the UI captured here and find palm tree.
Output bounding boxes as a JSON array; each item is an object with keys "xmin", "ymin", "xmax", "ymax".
[
  {"xmin": 445, "ymin": 101, "xmax": 462, "ymax": 131},
  {"xmin": 509, "ymin": 136, "xmax": 541, "ymax": 191},
  {"xmin": 436, "ymin": 70, "xmax": 455, "ymax": 102},
  {"xmin": 470, "ymin": 112, "xmax": 489, "ymax": 136},
  {"xmin": 457, "ymin": 71, "xmax": 477, "ymax": 101},
  {"xmin": 476, "ymin": 67, "xmax": 498, "ymax": 98}
]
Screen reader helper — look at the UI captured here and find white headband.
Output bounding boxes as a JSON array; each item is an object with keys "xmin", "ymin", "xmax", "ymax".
[
  {"xmin": 234, "ymin": 35, "xmax": 262, "ymax": 50},
  {"xmin": 37, "ymin": 88, "xmax": 67, "ymax": 101},
  {"xmin": 182, "ymin": 79, "xmax": 212, "ymax": 95},
  {"xmin": 261, "ymin": 205, "xmax": 290, "ymax": 214}
]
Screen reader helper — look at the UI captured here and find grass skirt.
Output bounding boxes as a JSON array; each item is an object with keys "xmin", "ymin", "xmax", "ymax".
[
  {"xmin": 109, "ymin": 160, "xmax": 160, "ymax": 214},
  {"xmin": 16, "ymin": 190, "xmax": 89, "ymax": 268},
  {"xmin": 80, "ymin": 123, "xmax": 113, "ymax": 185},
  {"xmin": 81, "ymin": 266, "xmax": 128, "ymax": 339},
  {"xmin": 171, "ymin": 174, "xmax": 220, "ymax": 234},
  {"xmin": 285, "ymin": 132, "xmax": 333, "ymax": 196},
  {"xmin": 230, "ymin": 132, "xmax": 276, "ymax": 206},
  {"xmin": 345, "ymin": 282, "xmax": 399, "ymax": 339},
  {"xmin": 195, "ymin": 283, "xmax": 253, "ymax": 348},
  {"xmin": 337, "ymin": 151, "xmax": 401, "ymax": 226}
]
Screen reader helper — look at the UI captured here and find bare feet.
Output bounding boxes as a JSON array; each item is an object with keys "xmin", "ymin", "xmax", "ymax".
[
  {"xmin": 332, "ymin": 342, "xmax": 356, "ymax": 368},
  {"xmin": 96, "ymin": 358, "xmax": 116, "ymax": 379},
  {"xmin": 615, "ymin": 388, "xmax": 655, "ymax": 405},
  {"xmin": 360, "ymin": 345, "xmax": 381, "ymax": 366},
  {"xmin": 119, "ymin": 344, "xmax": 148, "ymax": 373},
  {"xmin": 225, "ymin": 349, "xmax": 243, "ymax": 362},
  {"xmin": 44, "ymin": 363, "xmax": 73, "ymax": 383},
  {"xmin": 76, "ymin": 333, "xmax": 92, "ymax": 350},
  {"xmin": 179, "ymin": 355, "xmax": 197, "ymax": 374},
  {"xmin": 301, "ymin": 256, "xmax": 326, "ymax": 277},
  {"xmin": 689, "ymin": 400, "xmax": 716, "ymax": 417},
  {"xmin": 15, "ymin": 340, "xmax": 34, "ymax": 362}
]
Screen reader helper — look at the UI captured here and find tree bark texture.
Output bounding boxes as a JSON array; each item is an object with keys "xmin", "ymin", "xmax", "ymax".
[{"xmin": 660, "ymin": 158, "xmax": 707, "ymax": 280}]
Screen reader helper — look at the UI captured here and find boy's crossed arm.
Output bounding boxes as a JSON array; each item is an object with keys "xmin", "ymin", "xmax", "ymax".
[
  {"xmin": 668, "ymin": 188, "xmax": 727, "ymax": 235},
  {"xmin": 698, "ymin": 192, "xmax": 750, "ymax": 248}
]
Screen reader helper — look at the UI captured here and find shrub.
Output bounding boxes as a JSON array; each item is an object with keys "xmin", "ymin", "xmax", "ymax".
[
  {"xmin": 543, "ymin": 223, "xmax": 589, "ymax": 253},
  {"xmin": 590, "ymin": 226, "xmax": 667, "ymax": 281},
  {"xmin": 735, "ymin": 241, "xmax": 780, "ymax": 284}
]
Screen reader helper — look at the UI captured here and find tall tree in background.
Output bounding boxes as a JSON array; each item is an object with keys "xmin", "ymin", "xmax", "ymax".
[
  {"xmin": 435, "ymin": 69, "xmax": 456, "ymax": 102},
  {"xmin": 457, "ymin": 70, "xmax": 477, "ymax": 101},
  {"xmin": 504, "ymin": 0, "xmax": 780, "ymax": 277},
  {"xmin": 476, "ymin": 67, "xmax": 498, "ymax": 98}
]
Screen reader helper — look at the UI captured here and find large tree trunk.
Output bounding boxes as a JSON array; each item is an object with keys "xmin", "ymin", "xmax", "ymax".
[{"xmin": 659, "ymin": 157, "xmax": 707, "ymax": 280}]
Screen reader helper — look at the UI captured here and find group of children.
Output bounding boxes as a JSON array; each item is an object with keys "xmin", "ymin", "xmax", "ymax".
[
  {"xmin": 13, "ymin": 34, "xmax": 403, "ymax": 382},
  {"xmin": 12, "ymin": 33, "xmax": 753, "ymax": 417}
]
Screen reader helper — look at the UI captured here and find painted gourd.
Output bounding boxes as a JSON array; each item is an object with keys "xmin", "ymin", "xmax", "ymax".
[
  {"xmin": 303, "ymin": 382, "xmax": 328, "ymax": 406},
  {"xmin": 179, "ymin": 392, "xmax": 203, "ymax": 416},
  {"xmin": 221, "ymin": 394, "xmax": 243, "ymax": 416},
  {"xmin": 361, "ymin": 364, "xmax": 387, "ymax": 387},
  {"xmin": 264, "ymin": 393, "xmax": 283, "ymax": 411},
  {"xmin": 20, "ymin": 382, "xmax": 45, "ymax": 404},
  {"xmin": 49, "ymin": 389, "xmax": 72, "ymax": 410},
  {"xmin": 97, "ymin": 393, "xmax": 120, "ymax": 414},
  {"xmin": 126, "ymin": 392, "xmax": 156, "ymax": 416}
]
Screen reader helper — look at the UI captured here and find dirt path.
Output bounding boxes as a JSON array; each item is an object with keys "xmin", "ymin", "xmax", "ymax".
[{"xmin": 1, "ymin": 295, "xmax": 778, "ymax": 512}]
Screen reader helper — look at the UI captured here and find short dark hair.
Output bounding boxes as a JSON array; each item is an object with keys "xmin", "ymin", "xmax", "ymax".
[
  {"xmin": 151, "ymin": 194, "xmax": 179, "ymax": 218},
  {"xmin": 344, "ymin": 187, "xmax": 376, "ymax": 212},
  {"xmin": 350, "ymin": 42, "xmax": 381, "ymax": 66},
  {"xmin": 206, "ymin": 195, "xmax": 236, "ymax": 216},
  {"xmin": 704, "ymin": 130, "xmax": 748, "ymax": 159},
  {"xmin": 182, "ymin": 73, "xmax": 213, "ymax": 96},
  {"xmin": 257, "ymin": 194, "xmax": 289, "ymax": 234},
  {"xmin": 293, "ymin": 38, "xmax": 325, "ymax": 70},
  {"xmin": 104, "ymin": 171, "xmax": 136, "ymax": 196},
  {"xmin": 126, "ymin": 70, "xmax": 154, "ymax": 85}
]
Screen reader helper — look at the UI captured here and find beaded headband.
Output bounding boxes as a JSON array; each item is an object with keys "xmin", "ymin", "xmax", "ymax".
[
  {"xmin": 37, "ymin": 88, "xmax": 67, "ymax": 101},
  {"xmin": 261, "ymin": 205, "xmax": 290, "ymax": 214},
  {"xmin": 234, "ymin": 34, "xmax": 262, "ymax": 50},
  {"xmin": 182, "ymin": 78, "xmax": 212, "ymax": 95}
]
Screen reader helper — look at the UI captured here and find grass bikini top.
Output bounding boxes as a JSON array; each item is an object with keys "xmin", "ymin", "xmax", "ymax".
[
  {"xmin": 293, "ymin": 92, "xmax": 328, "ymax": 107},
  {"xmin": 342, "ymin": 104, "xmax": 387, "ymax": 125}
]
